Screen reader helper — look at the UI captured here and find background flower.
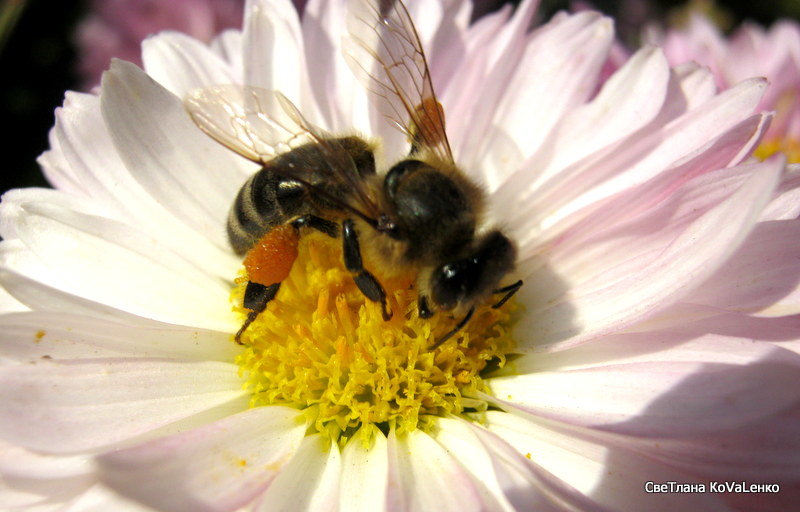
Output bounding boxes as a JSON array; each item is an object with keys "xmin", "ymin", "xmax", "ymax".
[{"xmin": 644, "ymin": 11, "xmax": 800, "ymax": 161}]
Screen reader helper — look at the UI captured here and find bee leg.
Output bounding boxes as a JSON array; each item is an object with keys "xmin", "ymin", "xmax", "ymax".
[
  {"xmin": 342, "ymin": 219, "xmax": 392, "ymax": 321},
  {"xmin": 290, "ymin": 215, "xmax": 339, "ymax": 238},
  {"xmin": 491, "ymin": 279, "xmax": 523, "ymax": 309},
  {"xmin": 235, "ymin": 281, "xmax": 281, "ymax": 343},
  {"xmin": 431, "ymin": 307, "xmax": 475, "ymax": 349},
  {"xmin": 418, "ymin": 295, "xmax": 434, "ymax": 319}
]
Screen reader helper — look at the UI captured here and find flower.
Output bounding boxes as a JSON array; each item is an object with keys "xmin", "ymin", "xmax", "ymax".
[
  {"xmin": 76, "ymin": 0, "xmax": 247, "ymax": 89},
  {"xmin": 3, "ymin": 0, "xmax": 800, "ymax": 510},
  {"xmin": 74, "ymin": 0, "xmax": 508, "ymax": 90},
  {"xmin": 645, "ymin": 13, "xmax": 800, "ymax": 162}
]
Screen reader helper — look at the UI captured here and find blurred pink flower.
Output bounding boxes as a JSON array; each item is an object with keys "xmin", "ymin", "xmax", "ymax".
[
  {"xmin": 75, "ymin": 0, "xmax": 506, "ymax": 90},
  {"xmin": 76, "ymin": 0, "xmax": 246, "ymax": 89},
  {"xmin": 2, "ymin": 0, "xmax": 799, "ymax": 510},
  {"xmin": 645, "ymin": 15, "xmax": 800, "ymax": 161}
]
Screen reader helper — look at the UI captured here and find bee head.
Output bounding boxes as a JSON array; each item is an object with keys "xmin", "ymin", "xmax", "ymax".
[{"xmin": 429, "ymin": 230, "xmax": 516, "ymax": 311}]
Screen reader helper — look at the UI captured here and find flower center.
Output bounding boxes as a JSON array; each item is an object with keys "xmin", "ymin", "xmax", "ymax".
[
  {"xmin": 232, "ymin": 232, "xmax": 516, "ymax": 442},
  {"xmin": 755, "ymin": 90, "xmax": 800, "ymax": 164},
  {"xmin": 754, "ymin": 137, "xmax": 800, "ymax": 164}
]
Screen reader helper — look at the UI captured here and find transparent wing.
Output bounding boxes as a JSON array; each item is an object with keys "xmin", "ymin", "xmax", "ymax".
[
  {"xmin": 184, "ymin": 84, "xmax": 382, "ymax": 220},
  {"xmin": 345, "ymin": 0, "xmax": 453, "ymax": 162},
  {"xmin": 184, "ymin": 84, "xmax": 316, "ymax": 163}
]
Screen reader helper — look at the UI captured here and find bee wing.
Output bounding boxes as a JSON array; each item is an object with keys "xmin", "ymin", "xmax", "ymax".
[
  {"xmin": 344, "ymin": 0, "xmax": 454, "ymax": 163},
  {"xmin": 184, "ymin": 84, "xmax": 317, "ymax": 163},
  {"xmin": 185, "ymin": 84, "xmax": 383, "ymax": 220}
]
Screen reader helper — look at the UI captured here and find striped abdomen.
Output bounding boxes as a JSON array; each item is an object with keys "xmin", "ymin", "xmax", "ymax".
[
  {"xmin": 227, "ymin": 137, "xmax": 377, "ymax": 255},
  {"xmin": 227, "ymin": 167, "xmax": 318, "ymax": 255}
]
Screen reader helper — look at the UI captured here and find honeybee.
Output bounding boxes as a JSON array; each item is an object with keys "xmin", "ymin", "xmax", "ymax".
[{"xmin": 184, "ymin": 0, "xmax": 522, "ymax": 344}]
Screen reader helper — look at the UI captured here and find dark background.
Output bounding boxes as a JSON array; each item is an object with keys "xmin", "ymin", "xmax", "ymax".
[{"xmin": 1, "ymin": 0, "xmax": 798, "ymax": 197}]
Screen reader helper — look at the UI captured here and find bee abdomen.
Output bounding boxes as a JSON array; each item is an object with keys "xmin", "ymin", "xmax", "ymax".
[{"xmin": 227, "ymin": 168, "xmax": 309, "ymax": 255}]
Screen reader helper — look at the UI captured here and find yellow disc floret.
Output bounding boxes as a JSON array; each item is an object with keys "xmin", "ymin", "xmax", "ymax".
[{"xmin": 232, "ymin": 232, "xmax": 516, "ymax": 442}]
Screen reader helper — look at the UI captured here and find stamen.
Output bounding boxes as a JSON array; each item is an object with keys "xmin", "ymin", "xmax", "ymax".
[{"xmin": 232, "ymin": 232, "xmax": 516, "ymax": 442}]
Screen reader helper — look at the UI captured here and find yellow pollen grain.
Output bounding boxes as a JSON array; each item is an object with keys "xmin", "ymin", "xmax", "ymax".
[
  {"xmin": 34, "ymin": 330, "xmax": 45, "ymax": 342},
  {"xmin": 232, "ymin": 232, "xmax": 516, "ymax": 442}
]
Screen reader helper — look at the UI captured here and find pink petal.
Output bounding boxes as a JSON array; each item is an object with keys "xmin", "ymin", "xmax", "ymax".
[
  {"xmin": 522, "ymin": 46, "xmax": 671, "ymax": 191},
  {"xmin": 484, "ymin": 412, "xmax": 732, "ymax": 512},
  {"xmin": 473, "ymin": 12, "xmax": 614, "ymax": 190},
  {"xmin": 508, "ymin": 77, "xmax": 767, "ymax": 244},
  {"xmin": 761, "ymin": 165, "xmax": 800, "ymax": 221},
  {"xmin": 0, "ymin": 359, "xmax": 246, "ymax": 453},
  {"xmin": 531, "ymin": 112, "xmax": 770, "ymax": 257},
  {"xmin": 98, "ymin": 407, "xmax": 307, "ymax": 512},
  {"xmin": 514, "ymin": 158, "xmax": 781, "ymax": 351},
  {"xmin": 444, "ymin": 0, "xmax": 541, "ymax": 170},
  {"xmin": 686, "ymin": 219, "xmax": 800, "ymax": 315},
  {"xmin": 489, "ymin": 336, "xmax": 800, "ymax": 437}
]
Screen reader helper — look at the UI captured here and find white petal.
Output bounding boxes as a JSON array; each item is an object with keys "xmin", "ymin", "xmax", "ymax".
[
  {"xmin": 211, "ymin": 30, "xmax": 244, "ymax": 80},
  {"xmin": 434, "ymin": 417, "xmax": 575, "ymax": 512},
  {"xmin": 0, "ymin": 441, "xmax": 94, "ymax": 509},
  {"xmin": 338, "ymin": 425, "xmax": 389, "ymax": 512},
  {"xmin": 61, "ymin": 485, "xmax": 158, "ymax": 512},
  {"xmin": 0, "ymin": 311, "xmax": 237, "ymax": 362},
  {"xmin": 100, "ymin": 60, "xmax": 247, "ymax": 251},
  {"xmin": 0, "ymin": 187, "xmax": 110, "ymax": 241},
  {"xmin": 98, "ymin": 407, "xmax": 307, "ymax": 512},
  {"xmin": 0, "ymin": 359, "xmax": 245, "ymax": 453},
  {"xmin": 53, "ymin": 89, "xmax": 240, "ymax": 280},
  {"xmin": 255, "ymin": 434, "xmax": 340, "ymax": 512},
  {"xmin": 9, "ymin": 201, "xmax": 236, "ymax": 331},
  {"xmin": 243, "ymin": 0, "xmax": 318, "ymax": 119},
  {"xmin": 142, "ymin": 31, "xmax": 238, "ymax": 97},
  {"xmin": 386, "ymin": 429, "xmax": 486, "ymax": 512}
]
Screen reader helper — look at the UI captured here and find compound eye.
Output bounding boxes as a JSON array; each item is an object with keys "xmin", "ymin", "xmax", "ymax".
[{"xmin": 430, "ymin": 261, "xmax": 474, "ymax": 311}]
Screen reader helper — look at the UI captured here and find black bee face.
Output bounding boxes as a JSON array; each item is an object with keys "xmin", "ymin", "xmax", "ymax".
[{"xmin": 429, "ymin": 230, "xmax": 517, "ymax": 311}]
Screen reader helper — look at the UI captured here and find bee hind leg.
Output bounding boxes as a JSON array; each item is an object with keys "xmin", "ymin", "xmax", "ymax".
[
  {"xmin": 342, "ymin": 219, "xmax": 392, "ymax": 321},
  {"xmin": 236, "ymin": 281, "xmax": 281, "ymax": 343}
]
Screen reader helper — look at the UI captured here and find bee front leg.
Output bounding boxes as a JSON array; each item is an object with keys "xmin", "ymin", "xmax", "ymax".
[
  {"xmin": 342, "ymin": 219, "xmax": 392, "ymax": 321},
  {"xmin": 418, "ymin": 295, "xmax": 434, "ymax": 319}
]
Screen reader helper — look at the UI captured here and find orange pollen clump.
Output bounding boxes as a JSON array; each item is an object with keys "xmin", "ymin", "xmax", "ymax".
[{"xmin": 243, "ymin": 225, "xmax": 300, "ymax": 286}]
